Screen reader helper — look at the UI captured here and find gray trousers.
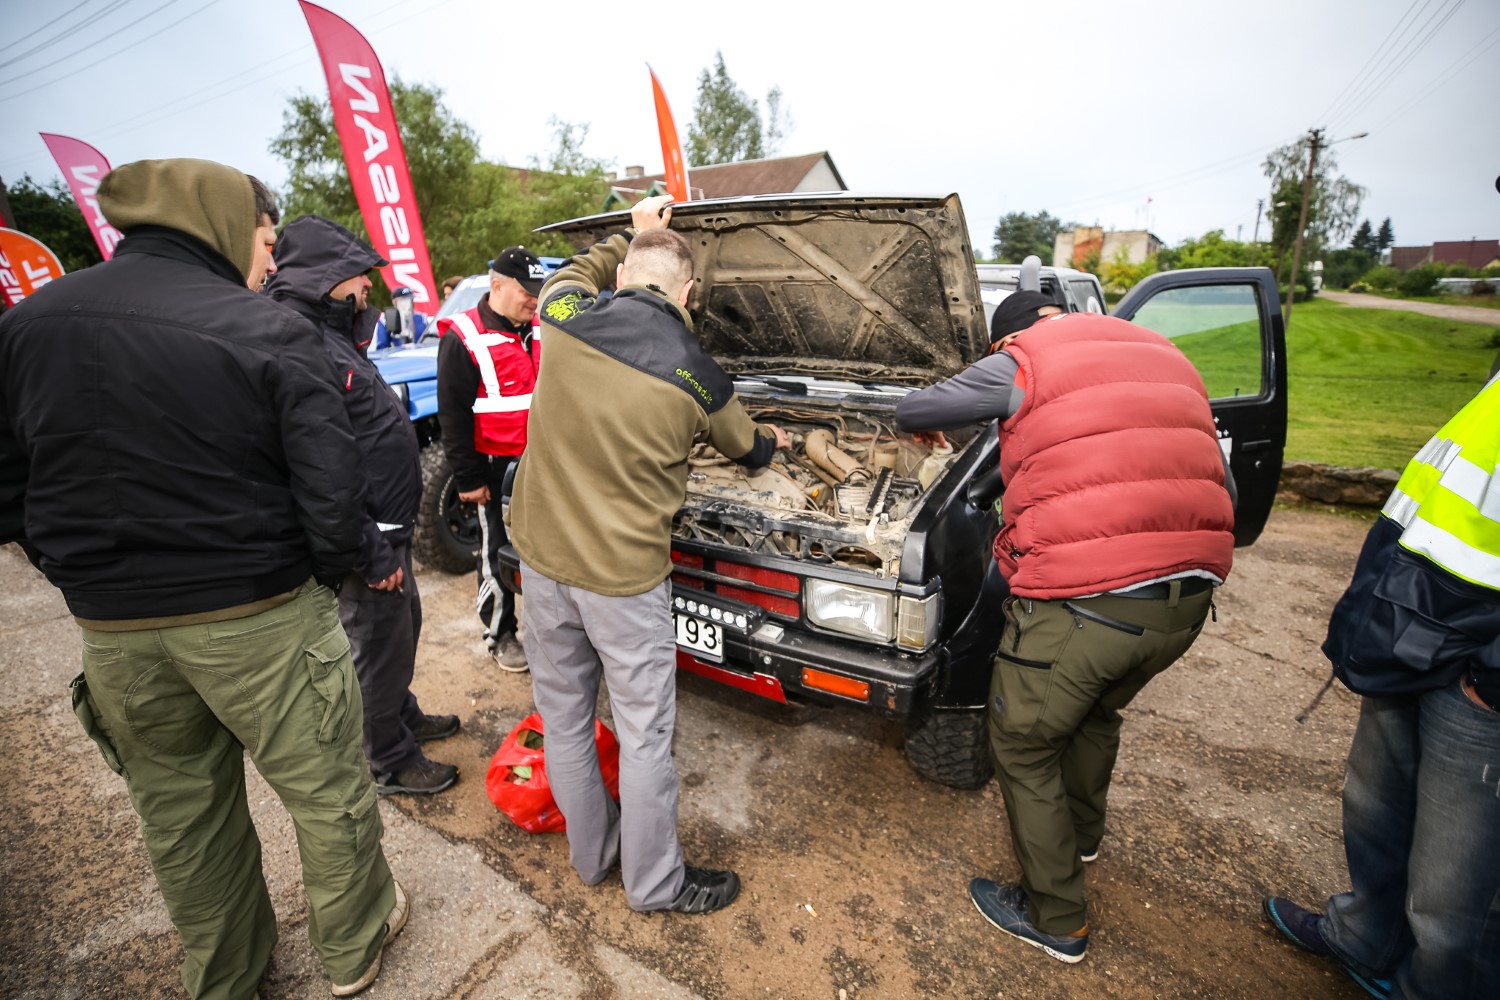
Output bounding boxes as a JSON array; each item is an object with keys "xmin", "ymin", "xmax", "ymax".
[
  {"xmin": 339, "ymin": 541, "xmax": 426, "ymax": 774},
  {"xmin": 518, "ymin": 561, "xmax": 685, "ymax": 910}
]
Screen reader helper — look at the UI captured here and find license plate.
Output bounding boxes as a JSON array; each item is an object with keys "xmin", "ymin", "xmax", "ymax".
[{"xmin": 674, "ymin": 614, "xmax": 723, "ymax": 663}]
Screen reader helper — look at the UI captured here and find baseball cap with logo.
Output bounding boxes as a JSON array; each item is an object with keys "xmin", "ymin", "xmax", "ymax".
[{"xmin": 490, "ymin": 246, "xmax": 546, "ymax": 296}]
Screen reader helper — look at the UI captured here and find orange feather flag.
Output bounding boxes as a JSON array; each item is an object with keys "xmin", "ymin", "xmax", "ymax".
[{"xmin": 649, "ymin": 66, "xmax": 692, "ymax": 202}]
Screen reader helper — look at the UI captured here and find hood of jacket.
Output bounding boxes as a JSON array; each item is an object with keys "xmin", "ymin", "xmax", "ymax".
[
  {"xmin": 98, "ymin": 158, "xmax": 258, "ymax": 280},
  {"xmin": 264, "ymin": 215, "xmax": 387, "ymax": 346}
]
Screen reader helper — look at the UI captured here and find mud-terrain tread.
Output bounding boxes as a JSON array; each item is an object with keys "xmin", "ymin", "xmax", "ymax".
[
  {"xmin": 413, "ymin": 443, "xmax": 476, "ymax": 575},
  {"xmin": 904, "ymin": 708, "xmax": 992, "ymax": 789}
]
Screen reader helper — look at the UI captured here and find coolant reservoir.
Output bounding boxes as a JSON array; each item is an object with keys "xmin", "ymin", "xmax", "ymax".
[{"xmin": 916, "ymin": 442, "xmax": 954, "ymax": 489}]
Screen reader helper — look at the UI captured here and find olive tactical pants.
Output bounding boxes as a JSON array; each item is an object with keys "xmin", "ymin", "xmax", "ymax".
[
  {"xmin": 71, "ymin": 582, "xmax": 395, "ymax": 999},
  {"xmin": 988, "ymin": 585, "xmax": 1214, "ymax": 935}
]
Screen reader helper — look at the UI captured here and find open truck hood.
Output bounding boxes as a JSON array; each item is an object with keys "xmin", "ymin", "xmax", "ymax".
[{"xmin": 537, "ymin": 193, "xmax": 988, "ymax": 384}]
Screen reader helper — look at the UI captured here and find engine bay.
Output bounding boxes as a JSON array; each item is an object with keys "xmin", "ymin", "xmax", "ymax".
[{"xmin": 674, "ymin": 405, "xmax": 974, "ymax": 577}]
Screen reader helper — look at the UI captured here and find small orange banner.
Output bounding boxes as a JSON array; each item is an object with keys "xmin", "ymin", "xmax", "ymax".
[{"xmin": 0, "ymin": 228, "xmax": 66, "ymax": 307}]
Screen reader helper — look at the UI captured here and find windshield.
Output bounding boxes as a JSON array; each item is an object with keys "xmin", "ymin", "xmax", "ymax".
[{"xmin": 435, "ymin": 277, "xmax": 488, "ymax": 321}]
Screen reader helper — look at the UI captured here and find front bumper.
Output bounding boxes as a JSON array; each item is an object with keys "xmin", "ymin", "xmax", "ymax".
[{"xmin": 498, "ymin": 546, "xmax": 942, "ymax": 718}]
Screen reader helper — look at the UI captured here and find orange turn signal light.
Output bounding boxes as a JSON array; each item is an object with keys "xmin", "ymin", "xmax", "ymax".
[{"xmin": 801, "ymin": 668, "xmax": 869, "ymax": 702}]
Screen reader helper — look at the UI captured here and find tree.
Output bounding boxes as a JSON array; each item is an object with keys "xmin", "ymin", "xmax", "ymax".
[
  {"xmin": 1324, "ymin": 247, "xmax": 1376, "ymax": 289},
  {"xmin": 686, "ymin": 52, "xmax": 791, "ymax": 166},
  {"xmin": 1262, "ymin": 137, "xmax": 1366, "ymax": 263},
  {"xmin": 1099, "ymin": 247, "xmax": 1159, "ymax": 293},
  {"xmin": 1377, "ymin": 217, "xmax": 1394, "ymax": 251},
  {"xmin": 991, "ymin": 211, "xmax": 1070, "ymax": 265},
  {"xmin": 1351, "ymin": 219, "xmax": 1375, "ymax": 252},
  {"xmin": 269, "ymin": 81, "xmax": 607, "ymax": 294},
  {"xmin": 1158, "ymin": 230, "xmax": 1269, "ymax": 271},
  {"xmin": 6, "ymin": 174, "xmax": 103, "ymax": 273}
]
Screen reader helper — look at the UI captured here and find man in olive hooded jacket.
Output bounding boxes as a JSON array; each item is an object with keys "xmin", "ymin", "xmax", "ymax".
[{"xmin": 0, "ymin": 160, "xmax": 404, "ymax": 999}]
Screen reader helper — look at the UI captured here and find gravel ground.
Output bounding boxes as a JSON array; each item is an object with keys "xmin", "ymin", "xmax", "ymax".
[{"xmin": 0, "ymin": 506, "xmax": 1377, "ymax": 999}]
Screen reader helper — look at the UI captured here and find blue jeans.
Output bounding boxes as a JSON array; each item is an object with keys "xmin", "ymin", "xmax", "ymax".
[{"xmin": 1321, "ymin": 679, "xmax": 1500, "ymax": 1000}]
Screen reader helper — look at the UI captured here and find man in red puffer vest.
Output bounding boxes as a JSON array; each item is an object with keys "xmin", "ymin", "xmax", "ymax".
[
  {"xmin": 437, "ymin": 246, "xmax": 545, "ymax": 672},
  {"xmin": 897, "ymin": 292, "xmax": 1236, "ymax": 965}
]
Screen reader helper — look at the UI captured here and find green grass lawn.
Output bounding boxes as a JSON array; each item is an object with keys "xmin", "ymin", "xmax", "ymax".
[{"xmin": 1282, "ymin": 297, "xmax": 1497, "ymax": 468}]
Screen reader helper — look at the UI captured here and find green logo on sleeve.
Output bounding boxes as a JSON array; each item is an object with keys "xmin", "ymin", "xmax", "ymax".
[{"xmin": 543, "ymin": 291, "xmax": 586, "ymax": 323}]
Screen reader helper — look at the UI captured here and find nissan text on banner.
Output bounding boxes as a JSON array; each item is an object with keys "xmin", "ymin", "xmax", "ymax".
[
  {"xmin": 649, "ymin": 66, "xmax": 692, "ymax": 203},
  {"xmin": 39, "ymin": 133, "xmax": 123, "ymax": 261},
  {"xmin": 0, "ymin": 229, "xmax": 65, "ymax": 308},
  {"xmin": 298, "ymin": 1, "xmax": 437, "ymax": 307}
]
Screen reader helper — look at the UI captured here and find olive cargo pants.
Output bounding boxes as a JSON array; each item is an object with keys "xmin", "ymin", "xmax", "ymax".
[
  {"xmin": 71, "ymin": 582, "xmax": 395, "ymax": 999},
  {"xmin": 988, "ymin": 584, "xmax": 1214, "ymax": 935}
]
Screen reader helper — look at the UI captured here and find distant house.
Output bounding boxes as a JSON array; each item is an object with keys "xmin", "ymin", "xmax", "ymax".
[
  {"xmin": 600, "ymin": 151, "xmax": 847, "ymax": 211},
  {"xmin": 1386, "ymin": 240, "xmax": 1499, "ymax": 271},
  {"xmin": 1432, "ymin": 239, "xmax": 1500, "ymax": 270},
  {"xmin": 1388, "ymin": 245, "xmax": 1433, "ymax": 271},
  {"xmin": 1053, "ymin": 226, "xmax": 1163, "ymax": 269}
]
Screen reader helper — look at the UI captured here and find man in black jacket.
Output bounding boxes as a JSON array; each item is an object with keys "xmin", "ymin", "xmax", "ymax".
[
  {"xmin": 0, "ymin": 160, "xmax": 405, "ymax": 999},
  {"xmin": 266, "ymin": 215, "xmax": 461, "ymax": 797}
]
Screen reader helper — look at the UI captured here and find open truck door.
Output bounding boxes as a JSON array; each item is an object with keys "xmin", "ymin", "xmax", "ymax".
[{"xmin": 1112, "ymin": 267, "xmax": 1287, "ymax": 546}]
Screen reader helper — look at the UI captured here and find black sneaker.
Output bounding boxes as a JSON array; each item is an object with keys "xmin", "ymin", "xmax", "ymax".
[
  {"xmin": 408, "ymin": 713, "xmax": 460, "ymax": 743},
  {"xmin": 660, "ymin": 866, "xmax": 740, "ymax": 914},
  {"xmin": 373, "ymin": 755, "xmax": 458, "ymax": 796},
  {"xmin": 1263, "ymin": 896, "xmax": 1333, "ymax": 956},
  {"xmin": 969, "ymin": 879, "xmax": 1088, "ymax": 964}
]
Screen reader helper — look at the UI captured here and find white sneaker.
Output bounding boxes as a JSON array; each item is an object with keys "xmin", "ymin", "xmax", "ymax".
[{"xmin": 330, "ymin": 879, "xmax": 409, "ymax": 997}]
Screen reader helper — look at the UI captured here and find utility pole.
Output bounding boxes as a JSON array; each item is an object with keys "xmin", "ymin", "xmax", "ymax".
[
  {"xmin": 1252, "ymin": 198, "xmax": 1264, "ymax": 244},
  {"xmin": 1283, "ymin": 128, "xmax": 1322, "ymax": 331},
  {"xmin": 1236, "ymin": 223, "xmax": 1243, "ymax": 241}
]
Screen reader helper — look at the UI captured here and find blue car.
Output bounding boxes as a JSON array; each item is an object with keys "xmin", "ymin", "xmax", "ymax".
[{"xmin": 371, "ymin": 261, "xmax": 562, "ymax": 573}]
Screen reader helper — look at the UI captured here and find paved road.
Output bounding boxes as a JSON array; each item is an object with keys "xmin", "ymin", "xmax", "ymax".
[{"xmin": 1319, "ymin": 290, "xmax": 1500, "ymax": 326}]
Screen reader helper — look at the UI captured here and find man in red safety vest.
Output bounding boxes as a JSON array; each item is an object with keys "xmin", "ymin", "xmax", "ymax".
[{"xmin": 436, "ymin": 246, "xmax": 546, "ymax": 671}]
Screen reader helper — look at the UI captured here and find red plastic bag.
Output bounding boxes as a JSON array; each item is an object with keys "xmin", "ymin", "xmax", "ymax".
[{"xmin": 485, "ymin": 712, "xmax": 621, "ymax": 834}]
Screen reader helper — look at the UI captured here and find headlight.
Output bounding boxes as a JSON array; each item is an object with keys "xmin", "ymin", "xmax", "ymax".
[
  {"xmin": 896, "ymin": 593, "xmax": 941, "ymax": 651},
  {"xmin": 804, "ymin": 579, "xmax": 893, "ymax": 643},
  {"xmin": 390, "ymin": 382, "xmax": 409, "ymax": 410}
]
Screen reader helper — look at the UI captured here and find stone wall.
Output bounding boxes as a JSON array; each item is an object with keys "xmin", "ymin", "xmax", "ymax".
[{"xmin": 1277, "ymin": 461, "xmax": 1399, "ymax": 508}]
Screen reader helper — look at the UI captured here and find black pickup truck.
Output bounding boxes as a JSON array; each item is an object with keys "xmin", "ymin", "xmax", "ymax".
[{"xmin": 498, "ymin": 193, "xmax": 1287, "ymax": 788}]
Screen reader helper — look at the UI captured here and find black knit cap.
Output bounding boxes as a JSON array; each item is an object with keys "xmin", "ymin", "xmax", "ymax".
[{"xmin": 989, "ymin": 291, "xmax": 1060, "ymax": 344}]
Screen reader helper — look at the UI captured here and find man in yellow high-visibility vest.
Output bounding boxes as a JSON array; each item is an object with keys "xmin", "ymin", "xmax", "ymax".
[{"xmin": 1263, "ymin": 375, "xmax": 1499, "ymax": 1000}]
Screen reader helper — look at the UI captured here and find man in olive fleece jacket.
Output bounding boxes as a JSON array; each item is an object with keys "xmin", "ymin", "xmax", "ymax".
[
  {"xmin": 511, "ymin": 195, "xmax": 786, "ymax": 914},
  {"xmin": 0, "ymin": 160, "xmax": 402, "ymax": 999}
]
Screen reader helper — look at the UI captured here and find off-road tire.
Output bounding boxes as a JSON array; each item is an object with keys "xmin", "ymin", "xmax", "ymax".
[
  {"xmin": 412, "ymin": 443, "xmax": 478, "ymax": 575},
  {"xmin": 904, "ymin": 708, "xmax": 992, "ymax": 789}
]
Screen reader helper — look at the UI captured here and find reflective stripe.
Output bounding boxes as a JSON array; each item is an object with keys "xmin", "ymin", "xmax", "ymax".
[
  {"xmin": 1383, "ymin": 487, "xmax": 1419, "ymax": 527},
  {"xmin": 1399, "ymin": 516, "xmax": 1500, "ymax": 591},
  {"xmin": 1439, "ymin": 455, "xmax": 1496, "ymax": 518},
  {"xmin": 376, "ymin": 521, "xmax": 404, "ymax": 531},
  {"xmin": 473, "ymin": 393, "xmax": 532, "ymax": 414},
  {"xmin": 1412, "ymin": 435, "xmax": 1457, "ymax": 470}
]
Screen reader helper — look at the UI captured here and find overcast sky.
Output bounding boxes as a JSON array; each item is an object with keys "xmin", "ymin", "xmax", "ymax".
[{"xmin": 2, "ymin": 0, "xmax": 1497, "ymax": 253}]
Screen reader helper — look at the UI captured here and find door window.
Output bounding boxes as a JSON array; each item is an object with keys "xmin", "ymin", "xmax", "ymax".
[
  {"xmin": 1126, "ymin": 284, "xmax": 1264, "ymax": 399},
  {"xmin": 1067, "ymin": 279, "xmax": 1103, "ymax": 314}
]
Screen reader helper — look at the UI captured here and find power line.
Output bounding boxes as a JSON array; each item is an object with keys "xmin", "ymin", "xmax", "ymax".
[
  {"xmin": 1316, "ymin": 0, "xmax": 1429, "ymax": 127},
  {"xmin": 0, "ymin": 0, "xmax": 104, "ymax": 59},
  {"xmin": 1045, "ymin": 135, "xmax": 1301, "ymax": 217},
  {"xmin": 0, "ymin": 0, "xmax": 227, "ymax": 103},
  {"xmin": 1327, "ymin": 0, "xmax": 1466, "ymax": 132},
  {"xmin": 1370, "ymin": 21, "xmax": 1500, "ymax": 132},
  {"xmin": 0, "ymin": 0, "xmax": 460, "ymax": 174},
  {"xmin": 0, "ymin": 0, "xmax": 136, "ymax": 72}
]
